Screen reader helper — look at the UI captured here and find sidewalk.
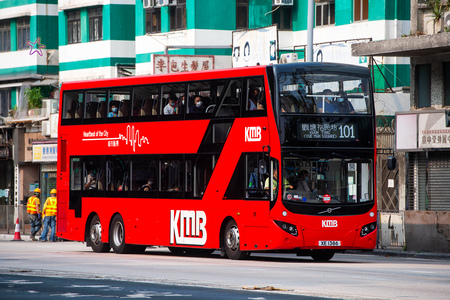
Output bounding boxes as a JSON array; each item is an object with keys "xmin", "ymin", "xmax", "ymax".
[
  {"xmin": 2, "ymin": 231, "xmax": 449, "ymax": 260},
  {"xmin": 346, "ymin": 247, "xmax": 450, "ymax": 260}
]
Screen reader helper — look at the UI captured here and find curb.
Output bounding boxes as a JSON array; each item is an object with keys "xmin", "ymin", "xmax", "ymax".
[{"xmin": 346, "ymin": 249, "xmax": 450, "ymax": 260}]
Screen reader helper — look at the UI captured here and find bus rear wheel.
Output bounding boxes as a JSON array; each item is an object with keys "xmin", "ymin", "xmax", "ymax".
[
  {"xmin": 223, "ymin": 220, "xmax": 248, "ymax": 260},
  {"xmin": 89, "ymin": 215, "xmax": 110, "ymax": 253},
  {"xmin": 311, "ymin": 250, "xmax": 335, "ymax": 261},
  {"xmin": 110, "ymin": 214, "xmax": 133, "ymax": 254}
]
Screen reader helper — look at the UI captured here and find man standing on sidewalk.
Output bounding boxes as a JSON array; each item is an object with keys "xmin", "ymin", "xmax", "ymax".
[
  {"xmin": 26, "ymin": 188, "xmax": 42, "ymax": 241},
  {"xmin": 40, "ymin": 189, "xmax": 57, "ymax": 242}
]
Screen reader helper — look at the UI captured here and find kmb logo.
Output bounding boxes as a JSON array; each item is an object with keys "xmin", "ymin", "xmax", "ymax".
[
  {"xmin": 245, "ymin": 126, "xmax": 262, "ymax": 142},
  {"xmin": 322, "ymin": 220, "xmax": 338, "ymax": 227},
  {"xmin": 170, "ymin": 210, "xmax": 207, "ymax": 245}
]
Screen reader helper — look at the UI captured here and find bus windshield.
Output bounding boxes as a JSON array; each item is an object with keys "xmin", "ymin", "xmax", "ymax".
[
  {"xmin": 282, "ymin": 157, "xmax": 373, "ymax": 205},
  {"xmin": 278, "ymin": 72, "xmax": 371, "ymax": 114}
]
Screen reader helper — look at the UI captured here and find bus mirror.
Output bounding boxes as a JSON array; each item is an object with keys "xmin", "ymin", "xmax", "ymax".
[
  {"xmin": 259, "ymin": 159, "xmax": 267, "ymax": 174},
  {"xmin": 387, "ymin": 156, "xmax": 396, "ymax": 170}
]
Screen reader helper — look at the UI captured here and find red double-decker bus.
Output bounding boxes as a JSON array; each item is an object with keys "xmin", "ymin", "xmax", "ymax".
[{"xmin": 57, "ymin": 62, "xmax": 376, "ymax": 261}]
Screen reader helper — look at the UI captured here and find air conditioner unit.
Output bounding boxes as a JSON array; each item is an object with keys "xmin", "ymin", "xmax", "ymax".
[
  {"xmin": 143, "ymin": 0, "xmax": 152, "ymax": 9},
  {"xmin": 273, "ymin": 0, "xmax": 294, "ymax": 6},
  {"xmin": 154, "ymin": 0, "xmax": 170, "ymax": 7},
  {"xmin": 42, "ymin": 121, "xmax": 50, "ymax": 136},
  {"xmin": 42, "ymin": 99, "xmax": 58, "ymax": 117},
  {"xmin": 280, "ymin": 53, "xmax": 298, "ymax": 64},
  {"xmin": 144, "ymin": 0, "xmax": 174, "ymax": 8}
]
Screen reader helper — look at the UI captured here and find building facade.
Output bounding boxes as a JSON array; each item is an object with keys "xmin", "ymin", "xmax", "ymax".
[
  {"xmin": 58, "ymin": 0, "xmax": 136, "ymax": 82},
  {"xmin": 136, "ymin": 0, "xmax": 410, "ymax": 91},
  {"xmin": 0, "ymin": 0, "xmax": 59, "ymax": 232},
  {"xmin": 353, "ymin": 0, "xmax": 450, "ymax": 253}
]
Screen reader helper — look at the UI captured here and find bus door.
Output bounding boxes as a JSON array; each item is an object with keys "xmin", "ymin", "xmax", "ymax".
[{"xmin": 57, "ymin": 135, "xmax": 69, "ymax": 233}]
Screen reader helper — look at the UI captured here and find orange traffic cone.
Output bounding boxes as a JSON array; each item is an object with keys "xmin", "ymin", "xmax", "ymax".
[{"xmin": 11, "ymin": 218, "xmax": 24, "ymax": 241}]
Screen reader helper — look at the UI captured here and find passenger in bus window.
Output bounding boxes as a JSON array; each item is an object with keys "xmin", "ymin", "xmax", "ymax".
[
  {"xmin": 178, "ymin": 95, "xmax": 186, "ymax": 114},
  {"xmin": 163, "ymin": 94, "xmax": 178, "ymax": 115},
  {"xmin": 108, "ymin": 104, "xmax": 118, "ymax": 117},
  {"xmin": 257, "ymin": 93, "xmax": 266, "ymax": 110},
  {"xmin": 248, "ymin": 88, "xmax": 260, "ymax": 110},
  {"xmin": 334, "ymin": 91, "xmax": 355, "ymax": 114},
  {"xmin": 117, "ymin": 180, "xmax": 128, "ymax": 191},
  {"xmin": 139, "ymin": 178, "xmax": 155, "ymax": 191},
  {"xmin": 84, "ymin": 171, "xmax": 103, "ymax": 190},
  {"xmin": 317, "ymin": 89, "xmax": 336, "ymax": 113},
  {"xmin": 190, "ymin": 96, "xmax": 205, "ymax": 114},
  {"xmin": 264, "ymin": 169, "xmax": 292, "ymax": 191},
  {"xmin": 168, "ymin": 185, "xmax": 180, "ymax": 192},
  {"xmin": 297, "ymin": 170, "xmax": 311, "ymax": 193}
]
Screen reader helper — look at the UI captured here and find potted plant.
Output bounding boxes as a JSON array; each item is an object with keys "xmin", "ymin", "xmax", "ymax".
[
  {"xmin": 24, "ymin": 87, "xmax": 43, "ymax": 116},
  {"xmin": 425, "ymin": 0, "xmax": 449, "ymax": 34}
]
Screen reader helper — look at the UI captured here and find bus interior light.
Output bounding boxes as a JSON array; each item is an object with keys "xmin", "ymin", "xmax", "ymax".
[
  {"xmin": 274, "ymin": 220, "xmax": 298, "ymax": 237},
  {"xmin": 360, "ymin": 222, "xmax": 377, "ymax": 237}
]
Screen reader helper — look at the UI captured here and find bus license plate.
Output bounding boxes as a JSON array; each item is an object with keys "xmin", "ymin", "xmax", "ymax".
[{"xmin": 319, "ymin": 241, "xmax": 341, "ymax": 246}]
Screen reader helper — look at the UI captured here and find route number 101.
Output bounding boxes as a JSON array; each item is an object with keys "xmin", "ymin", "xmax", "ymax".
[{"xmin": 339, "ymin": 125, "xmax": 355, "ymax": 139}]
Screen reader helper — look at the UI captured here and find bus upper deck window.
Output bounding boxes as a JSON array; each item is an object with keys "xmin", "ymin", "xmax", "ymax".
[{"xmin": 63, "ymin": 91, "xmax": 84, "ymax": 119}]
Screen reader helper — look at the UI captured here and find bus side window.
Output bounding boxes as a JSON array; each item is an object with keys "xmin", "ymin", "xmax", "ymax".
[
  {"xmin": 160, "ymin": 158, "xmax": 183, "ymax": 192},
  {"xmin": 131, "ymin": 156, "xmax": 157, "ymax": 193},
  {"xmin": 85, "ymin": 90, "xmax": 107, "ymax": 120},
  {"xmin": 106, "ymin": 156, "xmax": 129, "ymax": 191},
  {"xmin": 70, "ymin": 157, "xmax": 83, "ymax": 190},
  {"xmin": 83, "ymin": 158, "xmax": 105, "ymax": 191},
  {"xmin": 246, "ymin": 154, "xmax": 268, "ymax": 199},
  {"xmin": 109, "ymin": 88, "xmax": 130, "ymax": 118},
  {"xmin": 216, "ymin": 79, "xmax": 242, "ymax": 117},
  {"xmin": 187, "ymin": 80, "xmax": 226, "ymax": 116},
  {"xmin": 63, "ymin": 91, "xmax": 83, "ymax": 120},
  {"xmin": 133, "ymin": 85, "xmax": 159, "ymax": 118},
  {"xmin": 162, "ymin": 83, "xmax": 185, "ymax": 116},
  {"xmin": 193, "ymin": 155, "xmax": 214, "ymax": 197},
  {"xmin": 246, "ymin": 77, "xmax": 266, "ymax": 111}
]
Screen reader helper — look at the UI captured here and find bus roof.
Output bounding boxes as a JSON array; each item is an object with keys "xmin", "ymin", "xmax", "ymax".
[{"xmin": 60, "ymin": 62, "xmax": 370, "ymax": 91}]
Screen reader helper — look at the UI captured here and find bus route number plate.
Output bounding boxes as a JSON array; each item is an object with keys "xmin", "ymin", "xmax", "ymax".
[{"xmin": 319, "ymin": 241, "xmax": 341, "ymax": 246}]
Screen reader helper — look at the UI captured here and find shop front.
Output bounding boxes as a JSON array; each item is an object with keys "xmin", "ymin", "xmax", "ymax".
[{"xmin": 33, "ymin": 142, "xmax": 57, "ymax": 200}]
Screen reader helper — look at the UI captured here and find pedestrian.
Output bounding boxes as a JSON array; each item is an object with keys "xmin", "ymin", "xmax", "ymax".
[
  {"xmin": 40, "ymin": 189, "xmax": 57, "ymax": 242},
  {"xmin": 26, "ymin": 188, "xmax": 42, "ymax": 241}
]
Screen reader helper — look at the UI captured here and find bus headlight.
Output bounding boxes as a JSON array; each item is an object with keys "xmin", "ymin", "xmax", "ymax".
[
  {"xmin": 274, "ymin": 220, "xmax": 298, "ymax": 237},
  {"xmin": 360, "ymin": 222, "xmax": 377, "ymax": 237}
]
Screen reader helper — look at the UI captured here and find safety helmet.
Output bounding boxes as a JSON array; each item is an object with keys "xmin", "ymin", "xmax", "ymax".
[
  {"xmin": 34, "ymin": 188, "xmax": 41, "ymax": 194},
  {"xmin": 50, "ymin": 189, "xmax": 57, "ymax": 194}
]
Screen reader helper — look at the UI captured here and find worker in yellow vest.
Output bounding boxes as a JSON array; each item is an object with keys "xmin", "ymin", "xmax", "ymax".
[
  {"xmin": 40, "ymin": 189, "xmax": 57, "ymax": 242},
  {"xmin": 27, "ymin": 188, "xmax": 42, "ymax": 241}
]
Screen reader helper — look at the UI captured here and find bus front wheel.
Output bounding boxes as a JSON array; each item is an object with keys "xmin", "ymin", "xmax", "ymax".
[
  {"xmin": 89, "ymin": 215, "xmax": 111, "ymax": 253},
  {"xmin": 311, "ymin": 250, "xmax": 335, "ymax": 261},
  {"xmin": 223, "ymin": 220, "xmax": 248, "ymax": 260},
  {"xmin": 110, "ymin": 214, "xmax": 133, "ymax": 254}
]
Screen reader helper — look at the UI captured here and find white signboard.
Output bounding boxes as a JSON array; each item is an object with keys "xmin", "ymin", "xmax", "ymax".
[
  {"xmin": 314, "ymin": 42, "xmax": 368, "ymax": 67},
  {"xmin": 232, "ymin": 25, "xmax": 278, "ymax": 68},
  {"xmin": 33, "ymin": 144, "xmax": 57, "ymax": 162},
  {"xmin": 152, "ymin": 55, "xmax": 214, "ymax": 75},
  {"xmin": 418, "ymin": 112, "xmax": 450, "ymax": 149},
  {"xmin": 396, "ymin": 114, "xmax": 418, "ymax": 150},
  {"xmin": 50, "ymin": 113, "xmax": 59, "ymax": 138}
]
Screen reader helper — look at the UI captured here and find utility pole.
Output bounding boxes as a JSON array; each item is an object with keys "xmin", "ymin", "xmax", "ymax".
[{"xmin": 306, "ymin": 0, "xmax": 314, "ymax": 62}]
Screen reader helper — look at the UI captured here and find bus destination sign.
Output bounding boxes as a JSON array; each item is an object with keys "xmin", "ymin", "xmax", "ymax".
[{"xmin": 299, "ymin": 122, "xmax": 358, "ymax": 140}]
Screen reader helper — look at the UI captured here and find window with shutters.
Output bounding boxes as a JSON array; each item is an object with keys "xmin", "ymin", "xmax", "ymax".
[{"xmin": 354, "ymin": 0, "xmax": 368, "ymax": 22}]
